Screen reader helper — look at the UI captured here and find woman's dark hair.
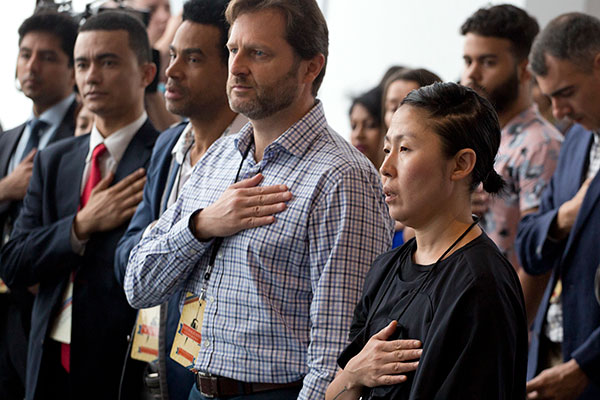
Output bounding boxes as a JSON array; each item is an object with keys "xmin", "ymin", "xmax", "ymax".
[
  {"xmin": 381, "ymin": 67, "xmax": 442, "ymax": 128},
  {"xmin": 349, "ymin": 85, "xmax": 383, "ymax": 128},
  {"xmin": 385, "ymin": 68, "xmax": 442, "ymax": 90},
  {"xmin": 401, "ymin": 82, "xmax": 505, "ymax": 193}
]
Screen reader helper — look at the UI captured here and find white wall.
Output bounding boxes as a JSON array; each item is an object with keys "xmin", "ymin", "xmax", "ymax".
[{"xmin": 318, "ymin": 0, "xmax": 526, "ymax": 137}]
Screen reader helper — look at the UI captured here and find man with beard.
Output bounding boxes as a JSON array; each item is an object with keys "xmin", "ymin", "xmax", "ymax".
[
  {"xmin": 124, "ymin": 0, "xmax": 393, "ymax": 399},
  {"xmin": 114, "ymin": 1, "xmax": 246, "ymax": 398},
  {"xmin": 460, "ymin": 4, "xmax": 563, "ymax": 325}
]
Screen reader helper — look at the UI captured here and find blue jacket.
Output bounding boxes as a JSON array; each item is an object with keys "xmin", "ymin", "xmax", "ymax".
[
  {"xmin": 516, "ymin": 124, "xmax": 600, "ymax": 398},
  {"xmin": 114, "ymin": 121, "xmax": 194, "ymax": 400}
]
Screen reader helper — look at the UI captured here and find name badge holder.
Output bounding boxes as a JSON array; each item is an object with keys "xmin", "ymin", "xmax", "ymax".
[{"xmin": 170, "ymin": 140, "xmax": 252, "ymax": 370}]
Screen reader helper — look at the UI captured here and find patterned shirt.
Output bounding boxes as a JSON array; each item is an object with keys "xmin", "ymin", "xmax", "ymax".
[
  {"xmin": 124, "ymin": 102, "xmax": 394, "ymax": 399},
  {"xmin": 483, "ymin": 106, "xmax": 563, "ymax": 268}
]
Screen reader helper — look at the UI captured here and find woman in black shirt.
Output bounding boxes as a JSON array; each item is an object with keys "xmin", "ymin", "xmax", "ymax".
[{"xmin": 326, "ymin": 82, "xmax": 527, "ymax": 400}]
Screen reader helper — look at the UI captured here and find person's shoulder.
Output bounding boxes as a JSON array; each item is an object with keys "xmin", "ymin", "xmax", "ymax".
[
  {"xmin": 455, "ymin": 233, "xmax": 519, "ymax": 288},
  {"xmin": 307, "ymin": 125, "xmax": 379, "ymax": 178},
  {"xmin": 0, "ymin": 122, "xmax": 26, "ymax": 140},
  {"xmin": 511, "ymin": 109, "xmax": 562, "ymax": 147},
  {"xmin": 155, "ymin": 122, "xmax": 187, "ymax": 148},
  {"xmin": 41, "ymin": 134, "xmax": 88, "ymax": 157}
]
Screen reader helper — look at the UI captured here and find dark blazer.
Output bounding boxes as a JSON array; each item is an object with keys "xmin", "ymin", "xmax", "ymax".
[
  {"xmin": 0, "ymin": 98, "xmax": 78, "ymax": 228},
  {"xmin": 115, "ymin": 121, "xmax": 194, "ymax": 400},
  {"xmin": 0, "ymin": 97, "xmax": 77, "ymax": 400},
  {"xmin": 516, "ymin": 124, "xmax": 600, "ymax": 398},
  {"xmin": 0, "ymin": 119, "xmax": 159, "ymax": 400}
]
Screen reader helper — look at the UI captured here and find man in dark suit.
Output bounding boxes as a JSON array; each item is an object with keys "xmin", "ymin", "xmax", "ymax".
[
  {"xmin": 0, "ymin": 12, "xmax": 78, "ymax": 400},
  {"xmin": 517, "ymin": 12, "xmax": 600, "ymax": 400},
  {"xmin": 114, "ymin": 1, "xmax": 246, "ymax": 398},
  {"xmin": 0, "ymin": 11, "xmax": 159, "ymax": 400}
]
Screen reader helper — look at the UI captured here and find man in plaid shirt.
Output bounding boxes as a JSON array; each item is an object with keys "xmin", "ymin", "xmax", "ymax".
[{"xmin": 124, "ymin": 0, "xmax": 393, "ymax": 398}]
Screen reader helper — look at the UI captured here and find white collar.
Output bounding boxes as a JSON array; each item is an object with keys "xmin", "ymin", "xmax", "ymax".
[
  {"xmin": 171, "ymin": 113, "xmax": 248, "ymax": 164},
  {"xmin": 87, "ymin": 112, "xmax": 148, "ymax": 163}
]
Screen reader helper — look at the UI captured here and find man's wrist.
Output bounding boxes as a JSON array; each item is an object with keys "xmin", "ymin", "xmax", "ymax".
[
  {"xmin": 189, "ymin": 209, "xmax": 210, "ymax": 241},
  {"xmin": 73, "ymin": 212, "xmax": 92, "ymax": 241},
  {"xmin": 0, "ymin": 178, "xmax": 12, "ymax": 202}
]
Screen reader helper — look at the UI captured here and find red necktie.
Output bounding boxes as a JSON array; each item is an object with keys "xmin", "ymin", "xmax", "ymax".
[
  {"xmin": 81, "ymin": 143, "xmax": 107, "ymax": 207},
  {"xmin": 61, "ymin": 143, "xmax": 107, "ymax": 372}
]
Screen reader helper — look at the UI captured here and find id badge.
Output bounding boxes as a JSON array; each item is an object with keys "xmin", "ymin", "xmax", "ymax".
[
  {"xmin": 169, "ymin": 292, "xmax": 206, "ymax": 371},
  {"xmin": 49, "ymin": 280, "xmax": 73, "ymax": 344},
  {"xmin": 0, "ymin": 278, "xmax": 9, "ymax": 294},
  {"xmin": 130, "ymin": 305, "xmax": 160, "ymax": 362}
]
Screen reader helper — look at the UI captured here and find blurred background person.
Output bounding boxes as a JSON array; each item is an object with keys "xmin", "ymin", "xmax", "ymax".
[
  {"xmin": 74, "ymin": 104, "xmax": 94, "ymax": 136},
  {"xmin": 460, "ymin": 4, "xmax": 563, "ymax": 327},
  {"xmin": 382, "ymin": 68, "xmax": 442, "ymax": 130},
  {"xmin": 381, "ymin": 67, "xmax": 442, "ymax": 248},
  {"xmin": 349, "ymin": 85, "xmax": 384, "ymax": 169},
  {"xmin": 0, "ymin": 11, "xmax": 78, "ymax": 400}
]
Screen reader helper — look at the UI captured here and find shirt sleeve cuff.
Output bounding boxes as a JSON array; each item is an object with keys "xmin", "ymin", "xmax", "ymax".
[{"xmin": 70, "ymin": 224, "xmax": 88, "ymax": 255}]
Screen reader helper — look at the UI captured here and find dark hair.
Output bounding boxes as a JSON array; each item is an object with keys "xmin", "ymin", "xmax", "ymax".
[
  {"xmin": 79, "ymin": 11, "xmax": 152, "ymax": 64},
  {"xmin": 18, "ymin": 11, "xmax": 79, "ymax": 66},
  {"xmin": 460, "ymin": 4, "xmax": 539, "ymax": 62},
  {"xmin": 379, "ymin": 65, "xmax": 406, "ymax": 86},
  {"xmin": 530, "ymin": 13, "xmax": 600, "ymax": 76},
  {"xmin": 382, "ymin": 67, "xmax": 442, "ymax": 128},
  {"xmin": 183, "ymin": 0, "xmax": 230, "ymax": 63},
  {"xmin": 349, "ymin": 85, "xmax": 383, "ymax": 128},
  {"xmin": 225, "ymin": 0, "xmax": 328, "ymax": 96},
  {"xmin": 401, "ymin": 82, "xmax": 505, "ymax": 193},
  {"xmin": 385, "ymin": 68, "xmax": 442, "ymax": 91}
]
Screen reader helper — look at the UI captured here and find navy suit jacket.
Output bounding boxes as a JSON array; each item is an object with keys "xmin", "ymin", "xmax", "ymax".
[
  {"xmin": 0, "ymin": 119, "xmax": 159, "ymax": 400},
  {"xmin": 114, "ymin": 121, "xmax": 194, "ymax": 400},
  {"xmin": 0, "ymin": 98, "xmax": 78, "ymax": 232},
  {"xmin": 516, "ymin": 124, "xmax": 600, "ymax": 398}
]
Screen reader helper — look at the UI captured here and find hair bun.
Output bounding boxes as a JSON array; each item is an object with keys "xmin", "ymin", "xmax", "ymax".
[{"xmin": 482, "ymin": 170, "xmax": 506, "ymax": 194}]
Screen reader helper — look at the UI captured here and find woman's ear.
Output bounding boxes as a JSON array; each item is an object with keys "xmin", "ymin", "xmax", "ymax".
[{"xmin": 450, "ymin": 148, "xmax": 476, "ymax": 182}]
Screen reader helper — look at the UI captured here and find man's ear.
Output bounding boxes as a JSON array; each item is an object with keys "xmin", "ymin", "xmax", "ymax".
[
  {"xmin": 301, "ymin": 53, "xmax": 325, "ymax": 86},
  {"xmin": 141, "ymin": 62, "xmax": 158, "ymax": 88},
  {"xmin": 592, "ymin": 52, "xmax": 600, "ymax": 72},
  {"xmin": 450, "ymin": 148, "xmax": 476, "ymax": 182}
]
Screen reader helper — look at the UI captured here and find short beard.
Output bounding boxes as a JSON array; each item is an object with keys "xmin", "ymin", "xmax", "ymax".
[
  {"xmin": 487, "ymin": 70, "xmax": 520, "ymax": 115},
  {"xmin": 228, "ymin": 59, "xmax": 300, "ymax": 120}
]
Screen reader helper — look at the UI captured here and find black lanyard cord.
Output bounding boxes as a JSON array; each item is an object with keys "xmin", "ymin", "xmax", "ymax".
[
  {"xmin": 201, "ymin": 141, "xmax": 253, "ymax": 290},
  {"xmin": 365, "ymin": 217, "xmax": 480, "ymax": 331}
]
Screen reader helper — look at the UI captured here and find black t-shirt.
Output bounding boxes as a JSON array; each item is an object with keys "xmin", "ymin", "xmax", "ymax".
[{"xmin": 338, "ymin": 233, "xmax": 528, "ymax": 399}]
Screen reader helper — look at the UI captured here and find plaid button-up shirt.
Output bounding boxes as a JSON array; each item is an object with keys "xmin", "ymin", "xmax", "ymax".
[{"xmin": 124, "ymin": 102, "xmax": 394, "ymax": 399}]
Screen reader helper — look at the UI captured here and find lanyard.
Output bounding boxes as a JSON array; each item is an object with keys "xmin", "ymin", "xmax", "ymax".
[{"xmin": 199, "ymin": 141, "xmax": 253, "ymax": 300}]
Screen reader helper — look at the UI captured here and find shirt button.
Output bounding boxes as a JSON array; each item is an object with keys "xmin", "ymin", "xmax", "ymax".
[
  {"xmin": 204, "ymin": 340, "xmax": 211, "ymax": 348},
  {"xmin": 216, "ymin": 251, "xmax": 223, "ymax": 259},
  {"xmin": 208, "ymin": 296, "xmax": 215, "ymax": 304}
]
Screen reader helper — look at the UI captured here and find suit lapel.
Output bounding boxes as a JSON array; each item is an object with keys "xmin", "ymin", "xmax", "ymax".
[
  {"xmin": 113, "ymin": 120, "xmax": 157, "ymax": 182},
  {"xmin": 58, "ymin": 136, "xmax": 89, "ymax": 217},
  {"xmin": 0, "ymin": 125, "xmax": 26, "ymax": 176},
  {"xmin": 564, "ymin": 130, "xmax": 596, "ymax": 260},
  {"xmin": 49, "ymin": 99, "xmax": 78, "ymax": 143}
]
